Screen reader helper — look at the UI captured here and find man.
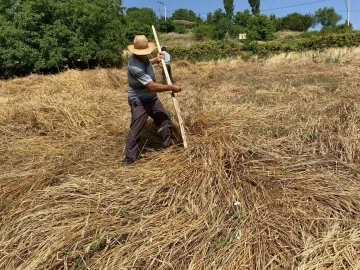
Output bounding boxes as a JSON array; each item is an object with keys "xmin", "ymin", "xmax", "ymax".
[
  {"xmin": 123, "ymin": 35, "xmax": 182, "ymax": 166},
  {"xmin": 161, "ymin": 46, "xmax": 175, "ymax": 84}
]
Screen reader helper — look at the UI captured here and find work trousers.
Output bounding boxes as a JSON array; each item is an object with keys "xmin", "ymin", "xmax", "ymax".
[
  {"xmin": 125, "ymin": 98, "xmax": 171, "ymax": 160},
  {"xmin": 162, "ymin": 64, "xmax": 175, "ymax": 84}
]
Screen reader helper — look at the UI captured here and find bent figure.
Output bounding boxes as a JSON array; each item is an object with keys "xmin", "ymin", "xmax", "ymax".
[
  {"xmin": 124, "ymin": 35, "xmax": 182, "ymax": 166},
  {"xmin": 161, "ymin": 46, "xmax": 175, "ymax": 84}
]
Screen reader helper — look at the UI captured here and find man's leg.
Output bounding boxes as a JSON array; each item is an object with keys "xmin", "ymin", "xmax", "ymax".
[
  {"xmin": 125, "ymin": 102, "xmax": 149, "ymax": 160},
  {"xmin": 151, "ymin": 98, "xmax": 172, "ymax": 149},
  {"xmin": 161, "ymin": 68, "xmax": 166, "ymax": 84},
  {"xmin": 162, "ymin": 65, "xmax": 175, "ymax": 85},
  {"xmin": 166, "ymin": 64, "xmax": 175, "ymax": 84}
]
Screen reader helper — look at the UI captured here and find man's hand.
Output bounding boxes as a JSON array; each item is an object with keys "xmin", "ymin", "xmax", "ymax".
[
  {"xmin": 157, "ymin": 52, "xmax": 164, "ymax": 61},
  {"xmin": 172, "ymin": 85, "xmax": 182, "ymax": 93},
  {"xmin": 150, "ymin": 53, "xmax": 164, "ymax": 65}
]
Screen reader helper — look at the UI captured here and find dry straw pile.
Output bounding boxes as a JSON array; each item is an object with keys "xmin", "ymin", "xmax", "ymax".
[{"xmin": 1, "ymin": 48, "xmax": 360, "ymax": 269}]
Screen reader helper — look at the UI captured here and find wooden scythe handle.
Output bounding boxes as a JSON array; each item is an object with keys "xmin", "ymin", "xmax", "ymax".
[{"xmin": 151, "ymin": 25, "xmax": 188, "ymax": 149}]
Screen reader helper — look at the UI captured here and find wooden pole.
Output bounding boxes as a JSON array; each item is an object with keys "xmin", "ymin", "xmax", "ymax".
[{"xmin": 151, "ymin": 25, "xmax": 188, "ymax": 148}]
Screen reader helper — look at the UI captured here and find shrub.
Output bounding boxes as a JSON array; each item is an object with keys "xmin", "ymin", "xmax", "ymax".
[
  {"xmin": 175, "ymin": 25, "xmax": 186, "ymax": 34},
  {"xmin": 230, "ymin": 25, "xmax": 247, "ymax": 39},
  {"xmin": 169, "ymin": 40, "xmax": 243, "ymax": 62},
  {"xmin": 158, "ymin": 20, "xmax": 176, "ymax": 33},
  {"xmin": 247, "ymin": 15, "xmax": 276, "ymax": 41},
  {"xmin": 212, "ymin": 18, "xmax": 232, "ymax": 40},
  {"xmin": 167, "ymin": 32, "xmax": 360, "ymax": 63},
  {"xmin": 194, "ymin": 24, "xmax": 214, "ymax": 40}
]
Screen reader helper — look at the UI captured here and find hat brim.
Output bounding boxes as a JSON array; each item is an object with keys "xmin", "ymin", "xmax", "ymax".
[{"xmin": 127, "ymin": 42, "xmax": 156, "ymax": 55}]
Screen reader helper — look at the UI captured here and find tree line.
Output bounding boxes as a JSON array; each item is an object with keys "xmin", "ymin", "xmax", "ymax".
[
  {"xmin": 0, "ymin": 0, "xmax": 127, "ymax": 77},
  {"xmin": 0, "ymin": 0, "xmax": 352, "ymax": 77},
  {"xmin": 195, "ymin": 0, "xmax": 349, "ymax": 41}
]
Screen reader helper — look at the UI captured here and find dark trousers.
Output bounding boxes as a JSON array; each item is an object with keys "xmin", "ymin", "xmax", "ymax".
[
  {"xmin": 162, "ymin": 64, "xmax": 175, "ymax": 84},
  {"xmin": 125, "ymin": 98, "xmax": 171, "ymax": 160}
]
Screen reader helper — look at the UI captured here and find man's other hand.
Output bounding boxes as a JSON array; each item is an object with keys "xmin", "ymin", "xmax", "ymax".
[
  {"xmin": 155, "ymin": 53, "xmax": 164, "ymax": 64},
  {"xmin": 172, "ymin": 85, "xmax": 182, "ymax": 93}
]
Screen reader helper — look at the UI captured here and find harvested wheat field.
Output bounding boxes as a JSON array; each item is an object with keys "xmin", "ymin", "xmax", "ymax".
[{"xmin": 1, "ymin": 48, "xmax": 360, "ymax": 270}]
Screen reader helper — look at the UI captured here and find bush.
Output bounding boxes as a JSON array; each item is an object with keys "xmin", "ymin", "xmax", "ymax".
[
  {"xmin": 169, "ymin": 40, "xmax": 243, "ymax": 62},
  {"xmin": 322, "ymin": 23, "xmax": 353, "ymax": 34},
  {"xmin": 157, "ymin": 20, "xmax": 176, "ymax": 33},
  {"xmin": 175, "ymin": 25, "xmax": 186, "ymax": 34},
  {"xmin": 164, "ymin": 32, "xmax": 360, "ymax": 64},
  {"xmin": 230, "ymin": 25, "xmax": 247, "ymax": 39},
  {"xmin": 264, "ymin": 32, "xmax": 360, "ymax": 54},
  {"xmin": 299, "ymin": 31, "xmax": 320, "ymax": 39},
  {"xmin": 193, "ymin": 24, "xmax": 214, "ymax": 40},
  {"xmin": 247, "ymin": 15, "xmax": 276, "ymax": 41},
  {"xmin": 212, "ymin": 18, "xmax": 232, "ymax": 40}
]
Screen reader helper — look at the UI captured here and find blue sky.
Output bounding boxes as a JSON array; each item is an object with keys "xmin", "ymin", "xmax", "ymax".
[{"xmin": 122, "ymin": 0, "xmax": 359, "ymax": 30}]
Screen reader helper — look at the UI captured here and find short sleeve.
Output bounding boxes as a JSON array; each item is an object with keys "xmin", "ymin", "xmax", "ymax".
[{"xmin": 129, "ymin": 65, "xmax": 153, "ymax": 86}]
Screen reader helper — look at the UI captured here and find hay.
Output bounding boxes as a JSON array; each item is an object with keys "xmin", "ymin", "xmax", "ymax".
[{"xmin": 1, "ymin": 48, "xmax": 360, "ymax": 269}]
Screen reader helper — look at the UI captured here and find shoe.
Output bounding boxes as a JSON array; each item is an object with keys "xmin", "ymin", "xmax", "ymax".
[{"xmin": 123, "ymin": 157, "xmax": 135, "ymax": 167}]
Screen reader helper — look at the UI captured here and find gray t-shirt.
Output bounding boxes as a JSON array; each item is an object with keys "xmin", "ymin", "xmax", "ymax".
[{"xmin": 127, "ymin": 55, "xmax": 157, "ymax": 103}]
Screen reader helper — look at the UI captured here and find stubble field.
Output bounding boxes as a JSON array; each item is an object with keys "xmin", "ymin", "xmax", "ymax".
[{"xmin": 1, "ymin": 48, "xmax": 360, "ymax": 269}]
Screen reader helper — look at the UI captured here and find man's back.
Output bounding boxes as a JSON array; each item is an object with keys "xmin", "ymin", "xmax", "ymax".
[{"xmin": 162, "ymin": 50, "xmax": 171, "ymax": 64}]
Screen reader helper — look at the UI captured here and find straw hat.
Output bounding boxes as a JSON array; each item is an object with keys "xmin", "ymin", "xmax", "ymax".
[{"xmin": 127, "ymin": 35, "xmax": 156, "ymax": 55}]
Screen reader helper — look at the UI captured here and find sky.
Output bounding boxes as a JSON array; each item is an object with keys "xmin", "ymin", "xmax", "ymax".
[{"xmin": 122, "ymin": 0, "xmax": 360, "ymax": 30}]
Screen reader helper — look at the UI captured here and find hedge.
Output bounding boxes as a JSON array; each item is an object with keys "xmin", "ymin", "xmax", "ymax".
[{"xmin": 167, "ymin": 32, "xmax": 360, "ymax": 63}]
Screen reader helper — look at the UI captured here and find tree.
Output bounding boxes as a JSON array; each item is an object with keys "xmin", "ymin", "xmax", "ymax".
[
  {"xmin": 213, "ymin": 17, "xmax": 232, "ymax": 40},
  {"xmin": 193, "ymin": 24, "xmax": 214, "ymax": 40},
  {"xmin": 124, "ymin": 7, "xmax": 157, "ymax": 43},
  {"xmin": 223, "ymin": 0, "xmax": 234, "ymax": 21},
  {"xmin": 125, "ymin": 8, "xmax": 157, "ymax": 26},
  {"xmin": 206, "ymin": 12, "xmax": 213, "ymax": 24},
  {"xmin": 157, "ymin": 20, "xmax": 176, "ymax": 33},
  {"xmin": 124, "ymin": 23, "xmax": 151, "ymax": 43},
  {"xmin": 248, "ymin": 0, "xmax": 260, "ymax": 16},
  {"xmin": 171, "ymin": 8, "xmax": 197, "ymax": 22},
  {"xmin": 314, "ymin": 7, "xmax": 342, "ymax": 28},
  {"xmin": 212, "ymin": 8, "xmax": 226, "ymax": 24},
  {"xmin": 58, "ymin": 0, "xmax": 126, "ymax": 67},
  {"xmin": 247, "ymin": 14, "xmax": 276, "ymax": 40},
  {"xmin": 281, "ymin": 12, "xmax": 315, "ymax": 32},
  {"xmin": 234, "ymin": 10, "xmax": 252, "ymax": 27},
  {"xmin": 269, "ymin": 14, "xmax": 283, "ymax": 32},
  {"xmin": 0, "ymin": 0, "xmax": 19, "ymax": 21},
  {"xmin": 0, "ymin": 0, "xmax": 127, "ymax": 77},
  {"xmin": 126, "ymin": 7, "xmax": 140, "ymax": 15}
]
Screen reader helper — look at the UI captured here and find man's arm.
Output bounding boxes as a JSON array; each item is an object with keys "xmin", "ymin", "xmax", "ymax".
[
  {"xmin": 149, "ymin": 53, "xmax": 163, "ymax": 65},
  {"xmin": 146, "ymin": 81, "xmax": 181, "ymax": 93},
  {"xmin": 146, "ymin": 52, "xmax": 180, "ymax": 92}
]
